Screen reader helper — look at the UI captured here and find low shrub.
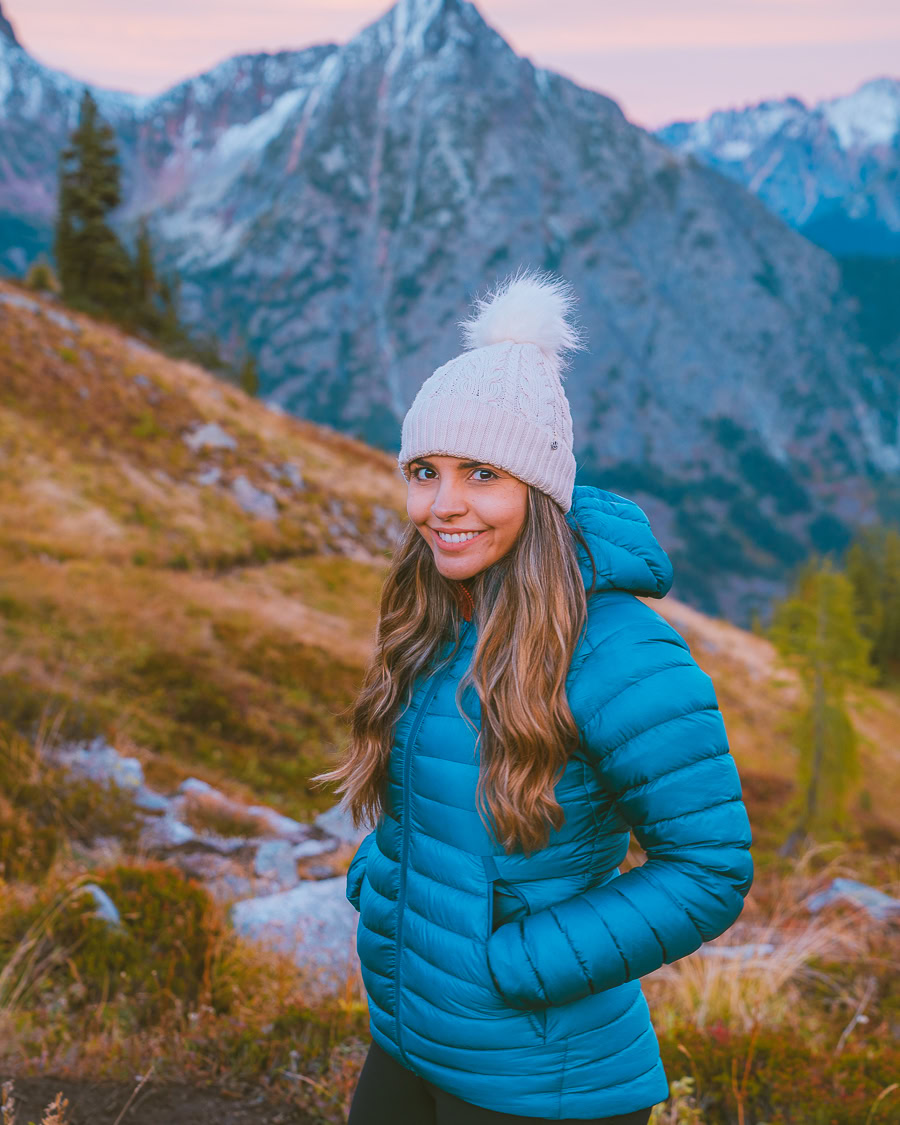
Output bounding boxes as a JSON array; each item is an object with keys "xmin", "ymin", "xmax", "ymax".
[
  {"xmin": 658, "ymin": 1020, "xmax": 900, "ymax": 1124},
  {"xmin": 0, "ymin": 722, "xmax": 141, "ymax": 881},
  {"xmin": 24, "ymin": 257, "xmax": 61, "ymax": 294},
  {"xmin": 1, "ymin": 862, "xmax": 226, "ymax": 1026}
]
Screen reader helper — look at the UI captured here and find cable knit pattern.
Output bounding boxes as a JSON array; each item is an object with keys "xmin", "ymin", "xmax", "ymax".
[{"xmin": 410, "ymin": 342, "xmax": 567, "ymax": 432}]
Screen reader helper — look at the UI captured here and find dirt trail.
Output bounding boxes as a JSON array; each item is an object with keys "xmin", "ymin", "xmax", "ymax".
[{"xmin": 0, "ymin": 1075, "xmax": 318, "ymax": 1125}]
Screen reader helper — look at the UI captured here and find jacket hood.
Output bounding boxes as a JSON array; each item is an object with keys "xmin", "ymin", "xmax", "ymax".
[{"xmin": 565, "ymin": 484, "xmax": 674, "ymax": 598}]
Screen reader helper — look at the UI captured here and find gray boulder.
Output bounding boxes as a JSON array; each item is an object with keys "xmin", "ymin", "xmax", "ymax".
[
  {"xmin": 231, "ymin": 474, "xmax": 278, "ymax": 520},
  {"xmin": 254, "ymin": 839, "xmax": 299, "ymax": 889},
  {"xmin": 804, "ymin": 877, "xmax": 900, "ymax": 922},
  {"xmin": 183, "ymin": 421, "xmax": 237, "ymax": 452},
  {"xmin": 53, "ymin": 735, "xmax": 144, "ymax": 791},
  {"xmin": 314, "ymin": 803, "xmax": 371, "ymax": 846},
  {"xmin": 230, "ymin": 876, "xmax": 360, "ymax": 987}
]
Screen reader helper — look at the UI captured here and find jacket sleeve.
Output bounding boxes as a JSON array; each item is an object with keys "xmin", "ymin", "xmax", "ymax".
[
  {"xmin": 486, "ymin": 634, "xmax": 754, "ymax": 1010},
  {"xmin": 345, "ymin": 830, "xmax": 375, "ymax": 913}
]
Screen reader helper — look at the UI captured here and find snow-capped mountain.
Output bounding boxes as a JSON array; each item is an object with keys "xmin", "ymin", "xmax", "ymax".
[
  {"xmin": 0, "ymin": 1, "xmax": 147, "ymax": 270},
  {"xmin": 1, "ymin": 0, "xmax": 899, "ymax": 626},
  {"xmin": 106, "ymin": 50, "xmax": 337, "ymax": 250},
  {"xmin": 656, "ymin": 78, "xmax": 900, "ymax": 257},
  {"xmin": 0, "ymin": 0, "xmax": 334, "ymax": 274}
]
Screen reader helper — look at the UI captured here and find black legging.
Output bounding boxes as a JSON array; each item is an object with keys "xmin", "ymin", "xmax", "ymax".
[{"xmin": 348, "ymin": 1037, "xmax": 656, "ymax": 1125}]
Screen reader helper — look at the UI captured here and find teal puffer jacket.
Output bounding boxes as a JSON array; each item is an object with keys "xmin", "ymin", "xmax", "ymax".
[{"xmin": 345, "ymin": 484, "xmax": 753, "ymax": 1118}]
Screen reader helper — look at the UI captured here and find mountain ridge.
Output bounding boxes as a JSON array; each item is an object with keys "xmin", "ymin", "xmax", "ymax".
[
  {"xmin": 1, "ymin": 1, "xmax": 898, "ymax": 627},
  {"xmin": 0, "ymin": 2, "xmax": 19, "ymax": 47},
  {"xmin": 655, "ymin": 76, "xmax": 900, "ymax": 256}
]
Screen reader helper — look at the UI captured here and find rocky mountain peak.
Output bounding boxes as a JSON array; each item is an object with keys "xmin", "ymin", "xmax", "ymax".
[
  {"xmin": 817, "ymin": 75, "xmax": 900, "ymax": 150},
  {"xmin": 0, "ymin": 2, "xmax": 21, "ymax": 47},
  {"xmin": 367, "ymin": 0, "xmax": 495, "ymax": 57}
]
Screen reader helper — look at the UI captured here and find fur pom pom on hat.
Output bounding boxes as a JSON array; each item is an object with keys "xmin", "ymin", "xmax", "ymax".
[
  {"xmin": 399, "ymin": 267, "xmax": 587, "ymax": 512},
  {"xmin": 459, "ymin": 270, "xmax": 585, "ymax": 365}
]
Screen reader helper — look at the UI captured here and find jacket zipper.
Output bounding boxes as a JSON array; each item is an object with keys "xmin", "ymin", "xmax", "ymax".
[{"xmin": 395, "ymin": 621, "xmax": 472, "ymax": 1066}]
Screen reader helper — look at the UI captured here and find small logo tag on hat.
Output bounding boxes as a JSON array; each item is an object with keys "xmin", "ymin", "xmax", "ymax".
[{"xmin": 550, "ymin": 440, "xmax": 558, "ymax": 449}]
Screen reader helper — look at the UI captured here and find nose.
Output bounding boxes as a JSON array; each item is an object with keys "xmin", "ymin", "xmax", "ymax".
[{"xmin": 430, "ymin": 476, "xmax": 467, "ymax": 522}]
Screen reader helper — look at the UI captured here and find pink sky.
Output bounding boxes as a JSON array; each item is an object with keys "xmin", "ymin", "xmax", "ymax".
[{"xmin": 7, "ymin": 0, "xmax": 900, "ymax": 128}]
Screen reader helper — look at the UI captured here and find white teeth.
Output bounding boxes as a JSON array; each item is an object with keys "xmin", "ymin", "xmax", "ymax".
[{"xmin": 437, "ymin": 530, "xmax": 480, "ymax": 543}]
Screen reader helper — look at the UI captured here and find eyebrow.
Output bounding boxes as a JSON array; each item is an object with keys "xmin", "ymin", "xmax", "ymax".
[{"xmin": 411, "ymin": 458, "xmax": 493, "ymax": 471}]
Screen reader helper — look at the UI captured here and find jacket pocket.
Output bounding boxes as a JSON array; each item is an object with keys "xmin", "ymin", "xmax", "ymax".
[
  {"xmin": 492, "ymin": 881, "xmax": 530, "ymax": 933},
  {"xmin": 480, "ymin": 856, "xmax": 546, "ymax": 1044}
]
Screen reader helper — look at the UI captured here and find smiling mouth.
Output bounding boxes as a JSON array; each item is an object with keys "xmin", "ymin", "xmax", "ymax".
[{"xmin": 431, "ymin": 528, "xmax": 486, "ymax": 544}]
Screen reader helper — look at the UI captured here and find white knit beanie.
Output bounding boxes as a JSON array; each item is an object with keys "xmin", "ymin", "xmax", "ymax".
[{"xmin": 398, "ymin": 268, "xmax": 587, "ymax": 513}]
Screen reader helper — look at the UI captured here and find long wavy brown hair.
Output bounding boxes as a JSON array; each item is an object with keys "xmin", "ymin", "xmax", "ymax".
[{"xmin": 310, "ymin": 487, "xmax": 597, "ymax": 855}]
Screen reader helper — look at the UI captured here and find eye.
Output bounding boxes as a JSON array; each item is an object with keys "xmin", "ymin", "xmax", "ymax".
[
  {"xmin": 412, "ymin": 464, "xmax": 436, "ymax": 480},
  {"xmin": 472, "ymin": 468, "xmax": 497, "ymax": 481}
]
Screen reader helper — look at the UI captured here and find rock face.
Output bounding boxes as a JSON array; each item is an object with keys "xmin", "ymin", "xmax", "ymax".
[
  {"xmin": 0, "ymin": 3, "xmax": 19, "ymax": 47},
  {"xmin": 2, "ymin": 0, "xmax": 899, "ymax": 623},
  {"xmin": 138, "ymin": 0, "xmax": 900, "ymax": 625},
  {"xmin": 655, "ymin": 78, "xmax": 900, "ymax": 258}
]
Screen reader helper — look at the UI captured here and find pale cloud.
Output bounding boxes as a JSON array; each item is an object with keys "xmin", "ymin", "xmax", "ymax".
[{"xmin": 5, "ymin": 0, "xmax": 899, "ymax": 124}]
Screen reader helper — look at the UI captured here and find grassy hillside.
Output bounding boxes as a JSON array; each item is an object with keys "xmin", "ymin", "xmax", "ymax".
[
  {"xmin": 1, "ymin": 274, "xmax": 899, "ymax": 841},
  {"xmin": 0, "ymin": 278, "xmax": 406, "ymax": 820},
  {"xmin": 0, "ymin": 280, "xmax": 898, "ymax": 1124}
]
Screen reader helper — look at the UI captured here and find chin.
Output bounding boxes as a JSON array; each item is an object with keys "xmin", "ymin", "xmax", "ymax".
[
  {"xmin": 438, "ymin": 553, "xmax": 477, "ymax": 571},
  {"xmin": 434, "ymin": 554, "xmax": 484, "ymax": 580}
]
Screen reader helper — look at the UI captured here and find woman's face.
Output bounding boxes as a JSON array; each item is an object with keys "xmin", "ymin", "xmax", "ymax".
[{"xmin": 406, "ymin": 455, "xmax": 529, "ymax": 580}]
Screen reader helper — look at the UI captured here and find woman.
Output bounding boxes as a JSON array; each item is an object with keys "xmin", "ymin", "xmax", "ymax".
[{"xmin": 314, "ymin": 269, "xmax": 753, "ymax": 1123}]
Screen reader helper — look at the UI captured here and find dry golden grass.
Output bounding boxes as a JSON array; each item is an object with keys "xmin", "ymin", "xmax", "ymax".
[
  {"xmin": 0, "ymin": 847, "xmax": 370, "ymax": 1120},
  {"xmin": 180, "ymin": 790, "xmax": 274, "ymax": 839},
  {"xmin": 3, "ymin": 281, "xmax": 900, "ymax": 1122},
  {"xmin": 644, "ymin": 840, "xmax": 899, "ymax": 1042},
  {"xmin": 0, "ymin": 279, "xmax": 405, "ymax": 819}
]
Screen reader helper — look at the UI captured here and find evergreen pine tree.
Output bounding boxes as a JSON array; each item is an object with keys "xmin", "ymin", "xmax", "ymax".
[
  {"xmin": 158, "ymin": 273, "xmax": 181, "ymax": 346},
  {"xmin": 49, "ymin": 91, "xmax": 230, "ymax": 374},
  {"xmin": 843, "ymin": 524, "xmax": 900, "ymax": 683},
  {"xmin": 768, "ymin": 555, "xmax": 874, "ymax": 856},
  {"xmin": 133, "ymin": 215, "xmax": 159, "ymax": 327},
  {"xmin": 53, "ymin": 87, "xmax": 133, "ymax": 316},
  {"xmin": 239, "ymin": 353, "xmax": 260, "ymax": 397}
]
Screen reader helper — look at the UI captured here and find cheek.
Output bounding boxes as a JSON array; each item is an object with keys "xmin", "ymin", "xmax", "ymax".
[
  {"xmin": 478, "ymin": 492, "xmax": 527, "ymax": 543},
  {"xmin": 406, "ymin": 487, "xmax": 429, "ymax": 525}
]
